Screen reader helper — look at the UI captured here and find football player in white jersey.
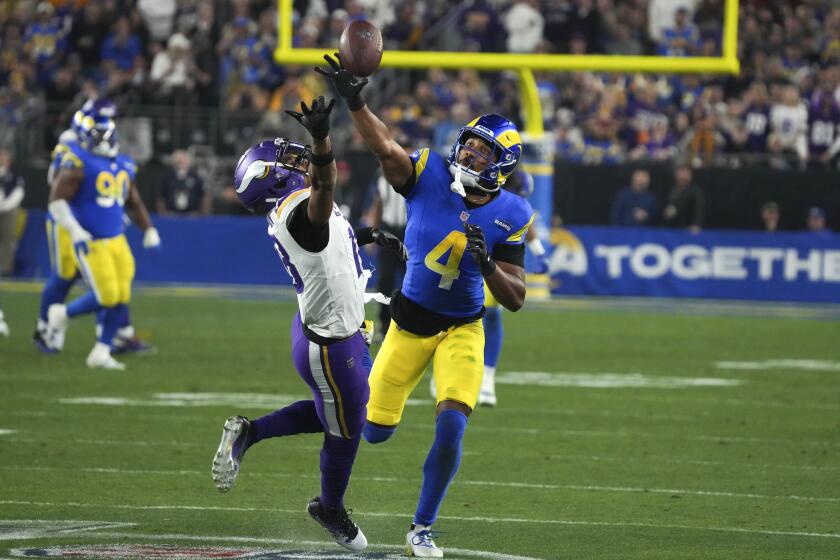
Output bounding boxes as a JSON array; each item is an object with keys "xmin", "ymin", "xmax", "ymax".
[{"xmin": 211, "ymin": 97, "xmax": 406, "ymax": 553}]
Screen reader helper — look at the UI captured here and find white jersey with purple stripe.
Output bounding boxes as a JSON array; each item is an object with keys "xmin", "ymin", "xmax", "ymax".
[{"xmin": 268, "ymin": 188, "xmax": 367, "ymax": 340}]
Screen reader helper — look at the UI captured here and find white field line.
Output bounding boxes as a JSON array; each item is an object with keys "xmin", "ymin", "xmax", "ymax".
[
  {"xmin": 9, "ymin": 533, "xmax": 541, "ymax": 560},
  {"xmin": 1, "ymin": 467, "xmax": 837, "ymax": 504},
  {"xmin": 1, "ymin": 504, "xmax": 838, "ymax": 542},
  {"xmin": 583, "ymin": 392, "xmax": 840, "ymax": 411},
  {"xmin": 548, "ymin": 453, "xmax": 840, "ymax": 472},
  {"xmin": 0, "ymin": 429, "xmax": 16, "ymax": 436},
  {"xmin": 7, "ymin": 427, "xmax": 840, "ymax": 448},
  {"xmin": 1, "ymin": 438, "xmax": 479, "ymax": 457}
]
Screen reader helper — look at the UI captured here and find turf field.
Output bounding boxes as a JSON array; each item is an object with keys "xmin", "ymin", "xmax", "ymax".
[{"xmin": 1, "ymin": 286, "xmax": 839, "ymax": 559}]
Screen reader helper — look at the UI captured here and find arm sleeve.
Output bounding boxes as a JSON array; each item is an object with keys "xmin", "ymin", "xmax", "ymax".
[
  {"xmin": 286, "ymin": 199, "xmax": 330, "ymax": 252},
  {"xmin": 492, "ymin": 242, "xmax": 525, "ymax": 268}
]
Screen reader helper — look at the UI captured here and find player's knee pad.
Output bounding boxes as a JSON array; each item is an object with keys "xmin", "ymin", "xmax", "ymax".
[{"xmin": 362, "ymin": 421, "xmax": 396, "ymax": 444}]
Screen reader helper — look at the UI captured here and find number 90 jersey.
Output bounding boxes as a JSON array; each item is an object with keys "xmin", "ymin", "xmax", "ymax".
[
  {"xmin": 57, "ymin": 141, "xmax": 136, "ymax": 239},
  {"xmin": 401, "ymin": 148, "xmax": 534, "ymax": 318}
]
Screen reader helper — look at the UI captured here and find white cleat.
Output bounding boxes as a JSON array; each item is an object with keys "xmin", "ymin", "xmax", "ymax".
[
  {"xmin": 406, "ymin": 524, "xmax": 443, "ymax": 557},
  {"xmin": 86, "ymin": 342, "xmax": 126, "ymax": 370},
  {"xmin": 212, "ymin": 415, "xmax": 251, "ymax": 492},
  {"xmin": 46, "ymin": 303, "xmax": 68, "ymax": 351},
  {"xmin": 477, "ymin": 368, "xmax": 497, "ymax": 407},
  {"xmin": 0, "ymin": 311, "xmax": 9, "ymax": 337}
]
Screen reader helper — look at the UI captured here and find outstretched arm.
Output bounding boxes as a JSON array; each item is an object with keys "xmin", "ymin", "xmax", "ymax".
[
  {"xmin": 286, "ymin": 96, "xmax": 337, "ymax": 227},
  {"xmin": 348, "ymin": 106, "xmax": 413, "ymax": 192},
  {"xmin": 316, "ymin": 54, "xmax": 414, "ymax": 194}
]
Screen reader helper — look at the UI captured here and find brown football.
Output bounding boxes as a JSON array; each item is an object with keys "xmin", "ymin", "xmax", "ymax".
[{"xmin": 338, "ymin": 20, "xmax": 383, "ymax": 78}]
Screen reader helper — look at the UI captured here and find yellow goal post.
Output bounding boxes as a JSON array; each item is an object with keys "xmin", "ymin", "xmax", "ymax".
[{"xmin": 275, "ymin": 0, "xmax": 740, "ymax": 136}]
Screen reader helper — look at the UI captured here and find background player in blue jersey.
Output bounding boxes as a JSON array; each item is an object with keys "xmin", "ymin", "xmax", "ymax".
[
  {"xmin": 43, "ymin": 99, "xmax": 160, "ymax": 369},
  {"xmin": 319, "ymin": 55, "xmax": 533, "ymax": 557},
  {"xmin": 34, "ymin": 100, "xmax": 155, "ymax": 355}
]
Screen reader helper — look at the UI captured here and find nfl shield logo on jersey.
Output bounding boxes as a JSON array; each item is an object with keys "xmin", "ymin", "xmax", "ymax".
[{"xmin": 460, "ymin": 211, "xmax": 470, "ymax": 222}]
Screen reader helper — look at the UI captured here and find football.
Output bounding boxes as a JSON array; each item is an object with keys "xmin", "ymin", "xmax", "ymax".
[{"xmin": 338, "ymin": 20, "xmax": 383, "ymax": 78}]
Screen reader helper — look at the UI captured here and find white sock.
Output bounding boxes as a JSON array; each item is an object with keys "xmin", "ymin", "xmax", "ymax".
[
  {"xmin": 117, "ymin": 325, "xmax": 134, "ymax": 339},
  {"xmin": 483, "ymin": 365, "xmax": 496, "ymax": 380},
  {"xmin": 93, "ymin": 341, "xmax": 111, "ymax": 355},
  {"xmin": 95, "ymin": 324, "xmax": 103, "ymax": 339}
]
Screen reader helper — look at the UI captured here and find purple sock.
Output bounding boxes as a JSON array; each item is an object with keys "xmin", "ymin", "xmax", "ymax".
[
  {"xmin": 320, "ymin": 433, "xmax": 361, "ymax": 510},
  {"xmin": 252, "ymin": 400, "xmax": 323, "ymax": 443}
]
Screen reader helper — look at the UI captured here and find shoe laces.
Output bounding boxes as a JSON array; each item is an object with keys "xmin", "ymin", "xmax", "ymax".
[{"xmin": 412, "ymin": 528, "xmax": 436, "ymax": 547}]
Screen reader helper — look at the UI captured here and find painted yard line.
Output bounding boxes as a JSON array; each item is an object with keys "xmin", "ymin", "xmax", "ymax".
[
  {"xmin": 8, "ymin": 427, "xmax": 840, "ymax": 449},
  {"xmin": 583, "ymin": 392, "xmax": 840, "ymax": 411},
  {"xmin": 0, "ymin": 429, "xmax": 16, "ymax": 436},
  {"xmin": 1, "ymin": 469, "xmax": 836, "ymax": 504},
  {"xmin": 548, "ymin": 453, "xmax": 840, "ymax": 472},
  {"xmin": 51, "ymin": 532, "xmax": 540, "ymax": 560},
  {"xmin": 1, "ymin": 504, "xmax": 838, "ymax": 542},
  {"xmin": 468, "ymin": 426, "xmax": 840, "ymax": 447}
]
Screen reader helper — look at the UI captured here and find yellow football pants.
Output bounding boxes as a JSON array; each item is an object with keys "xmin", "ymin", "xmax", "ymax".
[
  {"xmin": 46, "ymin": 219, "xmax": 78, "ymax": 281},
  {"xmin": 367, "ymin": 319, "xmax": 484, "ymax": 426},
  {"xmin": 75, "ymin": 234, "xmax": 135, "ymax": 307}
]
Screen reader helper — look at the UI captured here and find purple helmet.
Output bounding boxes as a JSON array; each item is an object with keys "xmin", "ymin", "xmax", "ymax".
[{"xmin": 233, "ymin": 138, "xmax": 311, "ymax": 214}]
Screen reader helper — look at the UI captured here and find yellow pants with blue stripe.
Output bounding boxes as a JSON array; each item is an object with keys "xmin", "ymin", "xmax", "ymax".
[
  {"xmin": 367, "ymin": 319, "xmax": 485, "ymax": 426},
  {"xmin": 75, "ymin": 234, "xmax": 135, "ymax": 307},
  {"xmin": 46, "ymin": 219, "xmax": 78, "ymax": 281}
]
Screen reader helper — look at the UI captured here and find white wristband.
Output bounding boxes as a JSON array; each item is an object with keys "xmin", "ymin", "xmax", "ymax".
[
  {"xmin": 527, "ymin": 238, "xmax": 546, "ymax": 257},
  {"xmin": 48, "ymin": 199, "xmax": 90, "ymax": 242},
  {"xmin": 143, "ymin": 227, "xmax": 161, "ymax": 248}
]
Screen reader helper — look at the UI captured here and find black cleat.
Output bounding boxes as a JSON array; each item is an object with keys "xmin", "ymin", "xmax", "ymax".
[{"xmin": 306, "ymin": 496, "xmax": 367, "ymax": 552}]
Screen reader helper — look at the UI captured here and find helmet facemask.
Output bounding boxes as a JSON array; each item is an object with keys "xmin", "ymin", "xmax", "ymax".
[{"xmin": 234, "ymin": 138, "xmax": 312, "ymax": 214}]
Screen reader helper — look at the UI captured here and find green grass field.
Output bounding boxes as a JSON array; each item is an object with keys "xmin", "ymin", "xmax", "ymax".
[{"xmin": 1, "ymin": 287, "xmax": 839, "ymax": 559}]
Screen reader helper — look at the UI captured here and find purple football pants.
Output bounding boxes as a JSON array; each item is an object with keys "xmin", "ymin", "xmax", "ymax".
[{"xmin": 251, "ymin": 313, "xmax": 371, "ymax": 509}]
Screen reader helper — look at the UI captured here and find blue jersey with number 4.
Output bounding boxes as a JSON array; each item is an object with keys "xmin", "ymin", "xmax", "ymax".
[
  {"xmin": 58, "ymin": 142, "xmax": 136, "ymax": 239},
  {"xmin": 400, "ymin": 148, "xmax": 534, "ymax": 318}
]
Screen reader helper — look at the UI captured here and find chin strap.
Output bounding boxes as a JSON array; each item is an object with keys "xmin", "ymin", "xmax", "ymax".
[{"xmin": 450, "ymin": 165, "xmax": 467, "ymax": 198}]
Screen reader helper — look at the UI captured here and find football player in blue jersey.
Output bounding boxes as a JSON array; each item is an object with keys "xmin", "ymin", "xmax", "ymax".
[
  {"xmin": 43, "ymin": 99, "xmax": 160, "ymax": 369},
  {"xmin": 319, "ymin": 55, "xmax": 534, "ymax": 557},
  {"xmin": 34, "ymin": 100, "xmax": 155, "ymax": 356}
]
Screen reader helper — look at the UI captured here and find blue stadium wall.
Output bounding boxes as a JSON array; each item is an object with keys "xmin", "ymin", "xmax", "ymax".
[{"xmin": 13, "ymin": 209, "xmax": 840, "ymax": 303}]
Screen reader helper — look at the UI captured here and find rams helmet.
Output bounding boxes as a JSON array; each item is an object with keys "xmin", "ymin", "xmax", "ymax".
[
  {"xmin": 73, "ymin": 98, "xmax": 119, "ymax": 158},
  {"xmin": 447, "ymin": 114, "xmax": 522, "ymax": 193}
]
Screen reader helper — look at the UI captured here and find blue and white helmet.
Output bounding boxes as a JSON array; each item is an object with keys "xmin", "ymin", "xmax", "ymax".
[
  {"xmin": 446, "ymin": 114, "xmax": 523, "ymax": 193},
  {"xmin": 72, "ymin": 98, "xmax": 119, "ymax": 158},
  {"xmin": 233, "ymin": 138, "xmax": 311, "ymax": 214}
]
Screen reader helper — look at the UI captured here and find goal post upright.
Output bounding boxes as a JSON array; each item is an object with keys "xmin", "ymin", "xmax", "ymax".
[{"xmin": 275, "ymin": 0, "xmax": 740, "ymax": 295}]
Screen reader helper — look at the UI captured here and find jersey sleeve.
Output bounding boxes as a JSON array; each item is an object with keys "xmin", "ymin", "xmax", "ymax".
[
  {"xmin": 403, "ymin": 147, "xmax": 434, "ymax": 199},
  {"xmin": 498, "ymin": 197, "xmax": 535, "ymax": 247},
  {"xmin": 58, "ymin": 147, "xmax": 85, "ymax": 171}
]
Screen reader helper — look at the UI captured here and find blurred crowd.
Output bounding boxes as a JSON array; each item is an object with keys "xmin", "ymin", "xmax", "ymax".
[{"xmin": 2, "ymin": 0, "xmax": 840, "ymax": 171}]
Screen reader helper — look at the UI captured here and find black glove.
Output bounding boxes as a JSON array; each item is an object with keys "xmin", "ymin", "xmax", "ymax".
[
  {"xmin": 373, "ymin": 228, "xmax": 408, "ymax": 262},
  {"xmin": 285, "ymin": 96, "xmax": 336, "ymax": 141},
  {"xmin": 314, "ymin": 53, "xmax": 368, "ymax": 112},
  {"xmin": 465, "ymin": 223, "xmax": 496, "ymax": 276}
]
